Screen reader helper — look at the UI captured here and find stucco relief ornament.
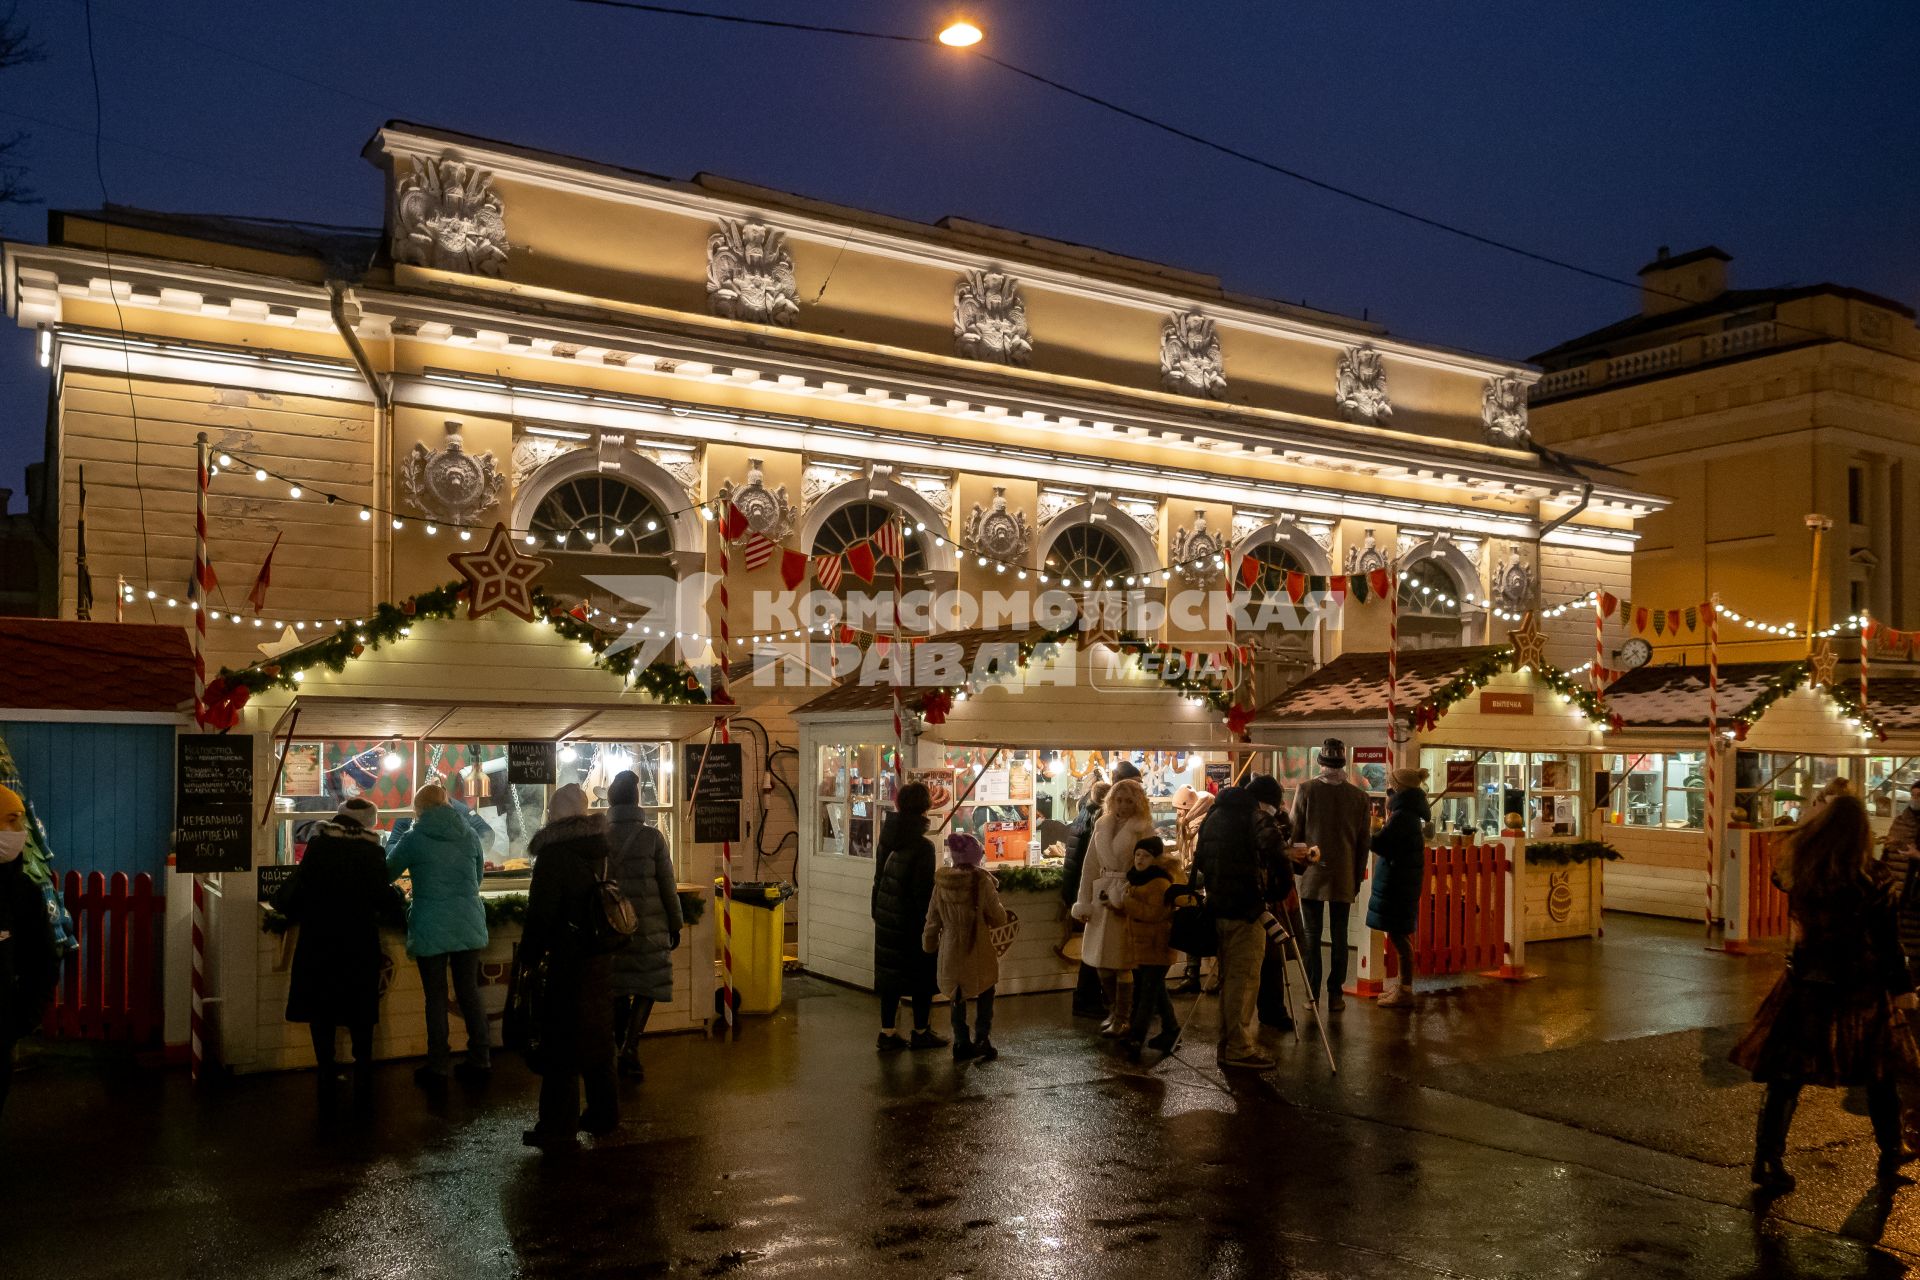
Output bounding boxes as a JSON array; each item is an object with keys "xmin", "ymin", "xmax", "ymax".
[
  {"xmin": 954, "ymin": 268, "xmax": 1031, "ymax": 366},
  {"xmin": 1482, "ymin": 376, "xmax": 1531, "ymax": 445},
  {"xmin": 716, "ymin": 459, "xmax": 795, "ymax": 542},
  {"xmin": 962, "ymin": 486, "xmax": 1032, "ymax": 562},
  {"xmin": 1335, "ymin": 346, "xmax": 1392, "ymax": 425},
  {"xmin": 1344, "ymin": 528, "xmax": 1388, "ymax": 576},
  {"xmin": 1492, "ymin": 547, "xmax": 1536, "ymax": 612},
  {"xmin": 402, "ymin": 420, "xmax": 505, "ymax": 525},
  {"xmin": 1160, "ymin": 311, "xmax": 1226, "ymax": 399},
  {"xmin": 393, "ymin": 154, "xmax": 508, "ymax": 276},
  {"xmin": 1169, "ymin": 510, "xmax": 1227, "ymax": 585},
  {"xmin": 707, "ymin": 218, "xmax": 800, "ymax": 327}
]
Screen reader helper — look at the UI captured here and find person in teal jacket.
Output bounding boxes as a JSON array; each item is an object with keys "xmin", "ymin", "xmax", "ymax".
[{"xmin": 387, "ymin": 783, "xmax": 491, "ymax": 1086}]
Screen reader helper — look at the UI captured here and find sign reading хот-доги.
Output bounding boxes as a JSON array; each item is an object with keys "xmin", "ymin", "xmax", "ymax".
[{"xmin": 175, "ymin": 735, "xmax": 254, "ymax": 873}]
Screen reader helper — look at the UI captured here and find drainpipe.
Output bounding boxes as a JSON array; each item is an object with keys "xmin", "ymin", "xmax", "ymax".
[
  {"xmin": 329, "ymin": 281, "xmax": 392, "ymax": 603},
  {"xmin": 1539, "ymin": 480, "xmax": 1594, "ymax": 540}
]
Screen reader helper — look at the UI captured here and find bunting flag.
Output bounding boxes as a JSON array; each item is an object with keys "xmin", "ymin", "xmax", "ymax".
[
  {"xmin": 844, "ymin": 540, "xmax": 877, "ymax": 585},
  {"xmin": 1328, "ymin": 574, "xmax": 1348, "ymax": 601},
  {"xmin": 717, "ymin": 503, "xmax": 750, "ymax": 542},
  {"xmin": 1596, "ymin": 591, "xmax": 1619, "ymax": 621},
  {"xmin": 1683, "ymin": 605, "xmax": 1698, "ymax": 633},
  {"xmin": 812, "ymin": 554, "xmax": 843, "ymax": 594},
  {"xmin": 869, "ymin": 519, "xmax": 904, "ymax": 565},
  {"xmin": 1666, "ymin": 609, "xmax": 1682, "ymax": 635},
  {"xmin": 1634, "ymin": 607, "xmax": 1649, "ymax": 634},
  {"xmin": 1349, "ymin": 572, "xmax": 1370, "ymax": 605},
  {"xmin": 741, "ymin": 532, "xmax": 777, "ymax": 572},
  {"xmin": 1285, "ymin": 570, "xmax": 1307, "ymax": 604},
  {"xmin": 1367, "ymin": 567, "xmax": 1392, "ymax": 600},
  {"xmin": 779, "ymin": 548, "xmax": 808, "ymax": 590},
  {"xmin": 1652, "ymin": 611, "xmax": 1666, "ymax": 636},
  {"xmin": 247, "ymin": 532, "xmax": 282, "ymax": 614},
  {"xmin": 1240, "ymin": 555, "xmax": 1261, "ymax": 589}
]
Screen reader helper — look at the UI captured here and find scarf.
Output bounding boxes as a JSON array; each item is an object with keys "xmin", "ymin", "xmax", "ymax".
[{"xmin": 1319, "ymin": 767, "xmax": 1348, "ymax": 786}]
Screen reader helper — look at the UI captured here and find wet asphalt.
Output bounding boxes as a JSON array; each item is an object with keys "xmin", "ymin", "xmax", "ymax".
[{"xmin": 5, "ymin": 916, "xmax": 1918, "ymax": 1279}]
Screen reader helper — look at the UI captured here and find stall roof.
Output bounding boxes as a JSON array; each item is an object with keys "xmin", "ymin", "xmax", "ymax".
[
  {"xmin": 1604, "ymin": 662, "xmax": 1800, "ymax": 729},
  {"xmin": 1867, "ymin": 678, "xmax": 1920, "ymax": 737},
  {"xmin": 0, "ymin": 618, "xmax": 193, "ymax": 717},
  {"xmin": 1252, "ymin": 646, "xmax": 1504, "ymax": 725},
  {"xmin": 280, "ymin": 695, "xmax": 725, "ymax": 742}
]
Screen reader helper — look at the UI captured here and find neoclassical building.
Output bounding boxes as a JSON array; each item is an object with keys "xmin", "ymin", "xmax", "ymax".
[{"xmin": 8, "ymin": 123, "xmax": 1656, "ymax": 688}]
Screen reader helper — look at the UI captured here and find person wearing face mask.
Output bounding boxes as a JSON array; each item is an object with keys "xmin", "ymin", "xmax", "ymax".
[
  {"xmin": 1880, "ymin": 779, "xmax": 1920, "ymax": 972},
  {"xmin": 0, "ymin": 784, "xmax": 58, "ymax": 1119}
]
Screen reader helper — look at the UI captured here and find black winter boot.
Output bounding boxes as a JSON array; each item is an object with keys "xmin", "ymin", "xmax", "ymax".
[{"xmin": 1751, "ymin": 1082, "xmax": 1798, "ymax": 1193}]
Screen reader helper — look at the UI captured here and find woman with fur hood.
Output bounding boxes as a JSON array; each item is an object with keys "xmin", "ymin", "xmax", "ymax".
[
  {"xmin": 1071, "ymin": 778, "xmax": 1156, "ymax": 1039},
  {"xmin": 923, "ymin": 832, "xmax": 1009, "ymax": 1061}
]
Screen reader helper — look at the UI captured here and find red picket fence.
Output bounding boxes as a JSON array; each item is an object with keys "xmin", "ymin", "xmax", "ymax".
[
  {"xmin": 1387, "ymin": 842, "xmax": 1507, "ymax": 977},
  {"xmin": 1745, "ymin": 830, "xmax": 1791, "ymax": 941},
  {"xmin": 46, "ymin": 871, "xmax": 165, "ymax": 1044}
]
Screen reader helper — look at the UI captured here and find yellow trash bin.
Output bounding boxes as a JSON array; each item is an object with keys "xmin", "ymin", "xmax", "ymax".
[{"xmin": 714, "ymin": 880, "xmax": 788, "ymax": 1015}]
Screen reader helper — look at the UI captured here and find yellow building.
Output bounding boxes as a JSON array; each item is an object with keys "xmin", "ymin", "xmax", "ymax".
[
  {"xmin": 1529, "ymin": 246, "xmax": 1920, "ymax": 667},
  {"xmin": 4, "ymin": 124, "xmax": 1664, "ymax": 1067}
]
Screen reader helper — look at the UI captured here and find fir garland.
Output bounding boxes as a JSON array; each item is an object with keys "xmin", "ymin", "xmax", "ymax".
[
  {"xmin": 1524, "ymin": 840, "xmax": 1622, "ymax": 866},
  {"xmin": 262, "ymin": 888, "xmax": 707, "ymax": 932},
  {"xmin": 991, "ymin": 863, "xmax": 1067, "ymax": 894},
  {"xmin": 1414, "ymin": 647, "xmax": 1608, "ymax": 730},
  {"xmin": 1732, "ymin": 658, "xmax": 1886, "ymax": 741}
]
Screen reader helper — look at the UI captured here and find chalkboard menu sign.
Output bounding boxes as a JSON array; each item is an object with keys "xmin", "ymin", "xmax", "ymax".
[
  {"xmin": 693, "ymin": 799, "xmax": 742, "ymax": 844},
  {"xmin": 684, "ymin": 743, "xmax": 744, "ymax": 803},
  {"xmin": 176, "ymin": 735, "xmax": 255, "ymax": 873},
  {"xmin": 256, "ymin": 863, "xmax": 298, "ymax": 903},
  {"xmin": 508, "ymin": 741, "xmax": 557, "ymax": 786}
]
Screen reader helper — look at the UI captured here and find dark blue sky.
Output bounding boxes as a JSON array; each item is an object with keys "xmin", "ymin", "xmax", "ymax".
[{"xmin": 3, "ymin": 0, "xmax": 1916, "ymax": 498}]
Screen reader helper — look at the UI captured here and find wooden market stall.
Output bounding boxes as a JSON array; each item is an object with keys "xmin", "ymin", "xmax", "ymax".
[
  {"xmin": 1248, "ymin": 640, "xmax": 1612, "ymax": 957},
  {"xmin": 1603, "ymin": 660, "xmax": 1879, "ymax": 926},
  {"xmin": 793, "ymin": 628, "xmax": 1235, "ymax": 996},
  {"xmin": 202, "ymin": 607, "xmax": 732, "ymax": 1075},
  {"xmin": 1859, "ymin": 676, "xmax": 1920, "ymax": 839}
]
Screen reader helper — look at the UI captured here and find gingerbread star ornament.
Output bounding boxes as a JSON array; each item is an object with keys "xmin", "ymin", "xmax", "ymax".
[
  {"xmin": 1809, "ymin": 636, "xmax": 1839, "ymax": 688},
  {"xmin": 1508, "ymin": 611, "xmax": 1549, "ymax": 672},
  {"xmin": 449, "ymin": 523, "xmax": 550, "ymax": 621}
]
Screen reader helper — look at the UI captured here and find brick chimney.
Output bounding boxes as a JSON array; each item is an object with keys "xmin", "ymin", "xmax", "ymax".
[{"xmin": 1638, "ymin": 245, "xmax": 1731, "ymax": 316}]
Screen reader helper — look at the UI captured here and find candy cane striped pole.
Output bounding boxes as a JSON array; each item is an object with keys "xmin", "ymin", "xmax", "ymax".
[
  {"xmin": 1387, "ymin": 561, "xmax": 1401, "ymax": 763},
  {"xmin": 1705, "ymin": 596, "xmax": 1720, "ymax": 934},
  {"xmin": 190, "ymin": 875, "xmax": 207, "ymax": 1081},
  {"xmin": 712, "ymin": 505, "xmax": 735, "ymax": 1039},
  {"xmin": 891, "ymin": 519, "xmax": 906, "ymax": 784},
  {"xmin": 190, "ymin": 434, "xmax": 210, "ymax": 725},
  {"xmin": 1861, "ymin": 613, "xmax": 1872, "ymax": 717},
  {"xmin": 1593, "ymin": 595, "xmax": 1605, "ymax": 697}
]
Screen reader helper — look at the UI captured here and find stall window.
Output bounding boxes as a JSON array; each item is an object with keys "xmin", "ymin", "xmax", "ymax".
[
  {"xmin": 1734, "ymin": 752, "xmax": 1844, "ymax": 828},
  {"xmin": 563, "ymin": 741, "xmax": 678, "ymax": 870},
  {"xmin": 816, "ymin": 743, "xmax": 896, "ymax": 858},
  {"xmin": 1864, "ymin": 757, "xmax": 1920, "ymax": 822},
  {"xmin": 1421, "ymin": 748, "xmax": 1584, "ymax": 839},
  {"xmin": 1600, "ymin": 752, "xmax": 1706, "ymax": 830}
]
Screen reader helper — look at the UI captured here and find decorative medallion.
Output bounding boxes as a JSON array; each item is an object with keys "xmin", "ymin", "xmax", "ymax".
[
  {"xmin": 449, "ymin": 523, "xmax": 549, "ymax": 622},
  {"xmin": 1334, "ymin": 346, "xmax": 1392, "ymax": 425},
  {"xmin": 1160, "ymin": 311, "xmax": 1226, "ymax": 399},
  {"xmin": 393, "ymin": 153, "xmax": 509, "ymax": 277},
  {"xmin": 512, "ymin": 436, "xmax": 578, "ymax": 490},
  {"xmin": 716, "ymin": 458, "xmax": 796, "ymax": 542},
  {"xmin": 1482, "ymin": 376, "xmax": 1530, "ymax": 445},
  {"xmin": 954, "ymin": 267, "xmax": 1032, "ymax": 366},
  {"xmin": 961, "ymin": 486, "xmax": 1032, "ymax": 562},
  {"xmin": 402, "ymin": 420, "xmax": 505, "ymax": 525},
  {"xmin": 1491, "ymin": 546, "xmax": 1536, "ymax": 612},
  {"xmin": 1169, "ymin": 510, "xmax": 1227, "ymax": 585},
  {"xmin": 1507, "ymin": 611, "xmax": 1549, "ymax": 672},
  {"xmin": 1343, "ymin": 528, "xmax": 1389, "ymax": 576},
  {"xmin": 706, "ymin": 218, "xmax": 800, "ymax": 327}
]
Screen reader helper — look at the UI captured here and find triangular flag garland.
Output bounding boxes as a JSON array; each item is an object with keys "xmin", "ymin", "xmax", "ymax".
[
  {"xmin": 812, "ymin": 554, "xmax": 843, "ymax": 594},
  {"xmin": 741, "ymin": 532, "xmax": 778, "ymax": 572},
  {"xmin": 779, "ymin": 549, "xmax": 808, "ymax": 591},
  {"xmin": 844, "ymin": 541, "xmax": 877, "ymax": 585}
]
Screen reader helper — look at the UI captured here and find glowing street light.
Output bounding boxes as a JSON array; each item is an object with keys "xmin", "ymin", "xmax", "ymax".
[{"xmin": 938, "ymin": 18, "xmax": 982, "ymax": 47}]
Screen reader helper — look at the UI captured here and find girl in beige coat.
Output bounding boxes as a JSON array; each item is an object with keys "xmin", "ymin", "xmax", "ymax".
[
  {"xmin": 924, "ymin": 832, "xmax": 1010, "ymax": 1062},
  {"xmin": 1117, "ymin": 836, "xmax": 1185, "ymax": 1057},
  {"xmin": 1070, "ymin": 778, "xmax": 1156, "ymax": 1038}
]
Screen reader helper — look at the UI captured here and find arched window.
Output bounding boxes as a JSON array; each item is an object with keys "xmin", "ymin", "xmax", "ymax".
[
  {"xmin": 528, "ymin": 475, "xmax": 673, "ymax": 556},
  {"xmin": 1247, "ymin": 542, "xmax": 1310, "ymax": 598},
  {"xmin": 811, "ymin": 502, "xmax": 929, "ymax": 577},
  {"xmin": 1396, "ymin": 555, "xmax": 1468, "ymax": 649},
  {"xmin": 1043, "ymin": 523, "xmax": 1136, "ymax": 589}
]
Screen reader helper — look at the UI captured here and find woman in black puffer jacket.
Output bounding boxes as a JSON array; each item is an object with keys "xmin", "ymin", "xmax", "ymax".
[{"xmin": 871, "ymin": 783, "xmax": 945, "ymax": 1051}]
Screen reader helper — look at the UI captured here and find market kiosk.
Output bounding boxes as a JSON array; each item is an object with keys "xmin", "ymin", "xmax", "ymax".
[
  {"xmin": 203, "ymin": 609, "xmax": 730, "ymax": 1074},
  {"xmin": 1248, "ymin": 643, "xmax": 1610, "ymax": 949},
  {"xmin": 794, "ymin": 630, "xmax": 1235, "ymax": 995},
  {"xmin": 1603, "ymin": 661, "xmax": 1878, "ymax": 923},
  {"xmin": 1860, "ymin": 676, "xmax": 1920, "ymax": 838}
]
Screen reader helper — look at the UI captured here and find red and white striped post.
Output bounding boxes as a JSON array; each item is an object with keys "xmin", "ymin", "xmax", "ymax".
[
  {"xmin": 1386, "ymin": 561, "xmax": 1401, "ymax": 765},
  {"xmin": 712, "ymin": 503, "xmax": 738, "ymax": 1039},
  {"xmin": 1861, "ymin": 614, "xmax": 1872, "ymax": 716},
  {"xmin": 1592, "ymin": 595, "xmax": 1605, "ymax": 697},
  {"xmin": 188, "ymin": 433, "xmax": 213, "ymax": 1082},
  {"xmin": 1704, "ymin": 596, "xmax": 1721, "ymax": 934}
]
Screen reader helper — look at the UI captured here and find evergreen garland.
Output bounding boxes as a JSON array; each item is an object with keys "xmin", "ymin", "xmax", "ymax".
[
  {"xmin": 1524, "ymin": 840, "xmax": 1622, "ymax": 866},
  {"xmin": 262, "ymin": 888, "xmax": 708, "ymax": 932},
  {"xmin": 1414, "ymin": 647, "xmax": 1608, "ymax": 729},
  {"xmin": 991, "ymin": 863, "xmax": 1067, "ymax": 894}
]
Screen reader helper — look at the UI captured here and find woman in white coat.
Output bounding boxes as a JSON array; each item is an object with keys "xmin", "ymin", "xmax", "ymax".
[{"xmin": 1071, "ymin": 778, "xmax": 1156, "ymax": 1038}]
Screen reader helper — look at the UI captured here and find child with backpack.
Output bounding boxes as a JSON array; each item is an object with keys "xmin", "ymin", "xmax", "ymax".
[
  {"xmin": 1117, "ymin": 836, "xmax": 1184, "ymax": 1059},
  {"xmin": 923, "ymin": 832, "xmax": 1009, "ymax": 1062}
]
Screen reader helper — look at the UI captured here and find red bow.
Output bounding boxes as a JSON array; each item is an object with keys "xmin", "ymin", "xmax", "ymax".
[
  {"xmin": 1224, "ymin": 704, "xmax": 1254, "ymax": 739},
  {"xmin": 198, "ymin": 676, "xmax": 251, "ymax": 733},
  {"xmin": 918, "ymin": 690, "xmax": 954, "ymax": 725}
]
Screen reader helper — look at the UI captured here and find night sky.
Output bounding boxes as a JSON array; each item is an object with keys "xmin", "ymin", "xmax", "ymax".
[{"xmin": 2, "ymin": 1, "xmax": 1915, "ymax": 498}]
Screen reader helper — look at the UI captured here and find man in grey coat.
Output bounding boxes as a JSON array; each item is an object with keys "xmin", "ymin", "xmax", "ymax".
[
  {"xmin": 606, "ymin": 770, "xmax": 682, "ymax": 1081},
  {"xmin": 1290, "ymin": 738, "xmax": 1373, "ymax": 1011}
]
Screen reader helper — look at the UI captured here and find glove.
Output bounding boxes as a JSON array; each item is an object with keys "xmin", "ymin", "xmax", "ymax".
[{"xmin": 669, "ymin": 931, "xmax": 681, "ymax": 951}]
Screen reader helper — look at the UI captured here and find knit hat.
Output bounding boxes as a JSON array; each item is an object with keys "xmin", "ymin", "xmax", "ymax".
[
  {"xmin": 1172, "ymin": 784, "xmax": 1199, "ymax": 811},
  {"xmin": 1134, "ymin": 835, "xmax": 1165, "ymax": 859},
  {"xmin": 1245, "ymin": 774, "xmax": 1284, "ymax": 810},
  {"xmin": 946, "ymin": 831, "xmax": 985, "ymax": 867},
  {"xmin": 336, "ymin": 796, "xmax": 378, "ymax": 826},
  {"xmin": 413, "ymin": 783, "xmax": 449, "ymax": 813},
  {"xmin": 1317, "ymin": 737, "xmax": 1347, "ymax": 768},
  {"xmin": 1388, "ymin": 767, "xmax": 1429, "ymax": 792},
  {"xmin": 607, "ymin": 770, "xmax": 640, "ymax": 807},
  {"xmin": 549, "ymin": 783, "xmax": 590, "ymax": 821},
  {"xmin": 0, "ymin": 783, "xmax": 23, "ymax": 823}
]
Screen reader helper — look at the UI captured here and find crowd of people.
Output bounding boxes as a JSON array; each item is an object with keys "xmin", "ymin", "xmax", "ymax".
[{"xmin": 268, "ymin": 772, "xmax": 682, "ymax": 1152}]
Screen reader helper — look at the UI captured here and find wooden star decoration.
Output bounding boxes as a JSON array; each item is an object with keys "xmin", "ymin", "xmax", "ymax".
[
  {"xmin": 1508, "ymin": 611, "xmax": 1549, "ymax": 672},
  {"xmin": 257, "ymin": 625, "xmax": 303, "ymax": 660},
  {"xmin": 449, "ymin": 522, "xmax": 549, "ymax": 622},
  {"xmin": 1810, "ymin": 636, "xmax": 1839, "ymax": 687}
]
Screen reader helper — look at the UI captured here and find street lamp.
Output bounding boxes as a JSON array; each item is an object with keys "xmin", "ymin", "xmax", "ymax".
[{"xmin": 938, "ymin": 18, "xmax": 982, "ymax": 47}]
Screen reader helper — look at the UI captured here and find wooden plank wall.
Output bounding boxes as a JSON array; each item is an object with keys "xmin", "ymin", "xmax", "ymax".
[
  {"xmin": 0, "ymin": 721, "xmax": 176, "ymax": 881},
  {"xmin": 1605, "ymin": 824, "xmax": 1711, "ymax": 920},
  {"xmin": 60, "ymin": 372, "xmax": 375, "ymax": 675}
]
